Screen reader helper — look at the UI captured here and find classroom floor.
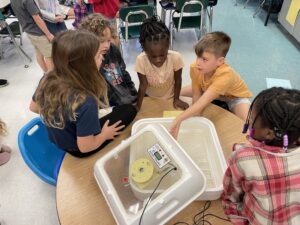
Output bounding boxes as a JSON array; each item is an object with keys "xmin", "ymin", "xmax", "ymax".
[{"xmin": 0, "ymin": 0, "xmax": 299, "ymax": 224}]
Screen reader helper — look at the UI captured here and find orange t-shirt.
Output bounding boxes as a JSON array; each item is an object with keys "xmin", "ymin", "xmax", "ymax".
[{"xmin": 190, "ymin": 62, "xmax": 252, "ymax": 98}]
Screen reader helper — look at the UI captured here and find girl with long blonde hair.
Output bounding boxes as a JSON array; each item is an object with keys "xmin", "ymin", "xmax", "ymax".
[{"xmin": 30, "ymin": 30, "xmax": 136, "ymax": 157}]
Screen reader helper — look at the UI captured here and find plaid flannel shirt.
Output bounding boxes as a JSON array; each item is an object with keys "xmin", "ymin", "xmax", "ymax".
[
  {"xmin": 72, "ymin": 2, "xmax": 87, "ymax": 28},
  {"xmin": 222, "ymin": 138, "xmax": 300, "ymax": 225}
]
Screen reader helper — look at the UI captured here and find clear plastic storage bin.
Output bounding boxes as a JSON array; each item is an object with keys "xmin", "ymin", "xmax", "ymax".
[
  {"xmin": 131, "ymin": 117, "xmax": 227, "ymax": 201},
  {"xmin": 94, "ymin": 124, "xmax": 206, "ymax": 225}
]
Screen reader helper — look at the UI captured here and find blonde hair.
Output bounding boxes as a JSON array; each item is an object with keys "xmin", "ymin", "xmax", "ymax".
[
  {"xmin": 195, "ymin": 31, "xmax": 231, "ymax": 58},
  {"xmin": 0, "ymin": 119, "xmax": 7, "ymax": 136},
  {"xmin": 79, "ymin": 13, "xmax": 111, "ymax": 37},
  {"xmin": 35, "ymin": 30, "xmax": 108, "ymax": 129}
]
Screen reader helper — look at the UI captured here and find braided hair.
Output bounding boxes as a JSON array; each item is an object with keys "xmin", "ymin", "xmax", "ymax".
[
  {"xmin": 245, "ymin": 87, "xmax": 300, "ymax": 148},
  {"xmin": 139, "ymin": 16, "xmax": 170, "ymax": 50}
]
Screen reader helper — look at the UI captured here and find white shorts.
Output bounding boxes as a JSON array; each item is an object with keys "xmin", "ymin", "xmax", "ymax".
[{"xmin": 218, "ymin": 97, "xmax": 251, "ymax": 111}]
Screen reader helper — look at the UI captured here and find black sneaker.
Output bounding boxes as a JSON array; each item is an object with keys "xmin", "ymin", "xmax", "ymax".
[{"xmin": 0, "ymin": 79, "xmax": 8, "ymax": 87}]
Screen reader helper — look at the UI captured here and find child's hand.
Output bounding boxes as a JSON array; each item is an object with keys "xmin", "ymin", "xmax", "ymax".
[
  {"xmin": 46, "ymin": 33, "xmax": 54, "ymax": 42},
  {"xmin": 54, "ymin": 15, "xmax": 65, "ymax": 23},
  {"xmin": 169, "ymin": 119, "xmax": 181, "ymax": 139},
  {"xmin": 102, "ymin": 120, "xmax": 125, "ymax": 140},
  {"xmin": 173, "ymin": 99, "xmax": 189, "ymax": 110}
]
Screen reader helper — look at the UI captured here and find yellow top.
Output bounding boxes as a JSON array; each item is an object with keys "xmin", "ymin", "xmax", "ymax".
[{"xmin": 190, "ymin": 62, "xmax": 252, "ymax": 98}]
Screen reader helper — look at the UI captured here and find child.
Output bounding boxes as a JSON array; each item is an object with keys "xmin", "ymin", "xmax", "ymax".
[
  {"xmin": 72, "ymin": 0, "xmax": 88, "ymax": 28},
  {"xmin": 79, "ymin": 13, "xmax": 137, "ymax": 106},
  {"xmin": 135, "ymin": 16, "xmax": 189, "ymax": 111},
  {"xmin": 222, "ymin": 87, "xmax": 300, "ymax": 224},
  {"xmin": 31, "ymin": 30, "xmax": 137, "ymax": 157},
  {"xmin": 36, "ymin": 0, "xmax": 75, "ymax": 35},
  {"xmin": 91, "ymin": 0, "xmax": 120, "ymax": 47},
  {"xmin": 11, "ymin": 0, "xmax": 54, "ymax": 72},
  {"xmin": 170, "ymin": 31, "xmax": 252, "ymax": 138},
  {"xmin": 0, "ymin": 119, "xmax": 11, "ymax": 166}
]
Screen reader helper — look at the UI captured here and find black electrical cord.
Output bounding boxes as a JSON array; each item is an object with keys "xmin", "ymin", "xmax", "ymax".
[
  {"xmin": 174, "ymin": 201, "xmax": 230, "ymax": 225},
  {"xmin": 138, "ymin": 166, "xmax": 177, "ymax": 225}
]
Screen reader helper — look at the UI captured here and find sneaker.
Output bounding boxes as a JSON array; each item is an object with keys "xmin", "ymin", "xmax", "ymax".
[{"xmin": 0, "ymin": 79, "xmax": 8, "ymax": 87}]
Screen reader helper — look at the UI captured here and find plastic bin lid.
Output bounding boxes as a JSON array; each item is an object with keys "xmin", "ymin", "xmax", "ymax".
[
  {"xmin": 131, "ymin": 117, "xmax": 227, "ymax": 201},
  {"xmin": 94, "ymin": 124, "xmax": 206, "ymax": 225}
]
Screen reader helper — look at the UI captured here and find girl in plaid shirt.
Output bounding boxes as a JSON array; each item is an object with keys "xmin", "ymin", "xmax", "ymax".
[
  {"xmin": 222, "ymin": 87, "xmax": 300, "ymax": 225},
  {"xmin": 73, "ymin": 0, "xmax": 87, "ymax": 28}
]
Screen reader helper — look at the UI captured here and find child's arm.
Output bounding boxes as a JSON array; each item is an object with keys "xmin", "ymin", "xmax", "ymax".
[
  {"xmin": 170, "ymin": 89, "xmax": 219, "ymax": 138},
  {"xmin": 32, "ymin": 14, "xmax": 54, "ymax": 41},
  {"xmin": 39, "ymin": 8, "xmax": 65, "ymax": 23},
  {"xmin": 29, "ymin": 100, "xmax": 39, "ymax": 114},
  {"xmin": 77, "ymin": 120, "xmax": 125, "ymax": 153},
  {"xmin": 135, "ymin": 73, "xmax": 148, "ymax": 111},
  {"xmin": 192, "ymin": 86, "xmax": 202, "ymax": 104},
  {"xmin": 173, "ymin": 68, "xmax": 189, "ymax": 110},
  {"xmin": 222, "ymin": 153, "xmax": 247, "ymax": 224}
]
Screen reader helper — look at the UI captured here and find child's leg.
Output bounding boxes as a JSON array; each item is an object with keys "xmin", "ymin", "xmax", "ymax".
[
  {"xmin": 99, "ymin": 104, "xmax": 137, "ymax": 128},
  {"xmin": 180, "ymin": 85, "xmax": 192, "ymax": 97},
  {"xmin": 231, "ymin": 102, "xmax": 250, "ymax": 121},
  {"xmin": 35, "ymin": 51, "xmax": 47, "ymax": 72},
  {"xmin": 44, "ymin": 57, "xmax": 54, "ymax": 72},
  {"xmin": 71, "ymin": 104, "xmax": 137, "ymax": 157}
]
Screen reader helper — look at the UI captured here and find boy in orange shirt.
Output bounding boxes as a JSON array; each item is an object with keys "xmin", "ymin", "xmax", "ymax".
[{"xmin": 170, "ymin": 31, "xmax": 252, "ymax": 137}]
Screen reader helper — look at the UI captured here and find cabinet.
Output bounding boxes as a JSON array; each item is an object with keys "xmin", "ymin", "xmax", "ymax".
[{"xmin": 278, "ymin": 0, "xmax": 300, "ymax": 43}]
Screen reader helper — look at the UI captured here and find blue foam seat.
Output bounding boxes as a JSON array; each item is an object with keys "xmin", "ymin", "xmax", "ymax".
[{"xmin": 18, "ymin": 117, "xmax": 66, "ymax": 186}]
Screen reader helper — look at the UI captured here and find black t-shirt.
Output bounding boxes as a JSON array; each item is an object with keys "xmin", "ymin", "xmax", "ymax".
[{"xmin": 100, "ymin": 44, "xmax": 137, "ymax": 106}]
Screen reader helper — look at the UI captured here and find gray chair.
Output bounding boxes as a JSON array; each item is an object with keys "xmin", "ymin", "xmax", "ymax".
[
  {"xmin": 0, "ymin": 9, "xmax": 31, "ymax": 67},
  {"xmin": 169, "ymin": 0, "xmax": 208, "ymax": 49},
  {"xmin": 119, "ymin": 4, "xmax": 156, "ymax": 42},
  {"xmin": 253, "ymin": 0, "xmax": 283, "ymax": 26}
]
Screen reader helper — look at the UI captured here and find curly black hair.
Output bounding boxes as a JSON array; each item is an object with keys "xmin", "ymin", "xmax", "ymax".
[
  {"xmin": 139, "ymin": 15, "xmax": 170, "ymax": 50},
  {"xmin": 245, "ymin": 87, "xmax": 300, "ymax": 148}
]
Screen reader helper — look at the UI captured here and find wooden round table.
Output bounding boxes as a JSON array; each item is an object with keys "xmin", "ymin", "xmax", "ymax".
[{"xmin": 56, "ymin": 97, "xmax": 246, "ymax": 225}]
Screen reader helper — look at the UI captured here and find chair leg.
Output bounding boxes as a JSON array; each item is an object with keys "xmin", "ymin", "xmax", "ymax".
[
  {"xmin": 243, "ymin": 0, "xmax": 251, "ymax": 8},
  {"xmin": 170, "ymin": 22, "xmax": 173, "ymax": 49},
  {"xmin": 0, "ymin": 37, "xmax": 3, "ymax": 59},
  {"xmin": 161, "ymin": 7, "xmax": 166, "ymax": 22},
  {"xmin": 119, "ymin": 41, "xmax": 124, "ymax": 57},
  {"xmin": 253, "ymin": 0, "xmax": 266, "ymax": 18},
  {"xmin": 19, "ymin": 23, "xmax": 23, "ymax": 46},
  {"xmin": 5, "ymin": 22, "xmax": 32, "ymax": 67},
  {"xmin": 168, "ymin": 9, "xmax": 173, "ymax": 27},
  {"xmin": 208, "ymin": 7, "xmax": 213, "ymax": 32},
  {"xmin": 264, "ymin": 0, "xmax": 273, "ymax": 26}
]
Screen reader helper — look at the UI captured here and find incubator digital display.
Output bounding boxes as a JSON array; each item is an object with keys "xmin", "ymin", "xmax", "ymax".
[
  {"xmin": 148, "ymin": 143, "xmax": 170, "ymax": 168},
  {"xmin": 154, "ymin": 151, "xmax": 162, "ymax": 160}
]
